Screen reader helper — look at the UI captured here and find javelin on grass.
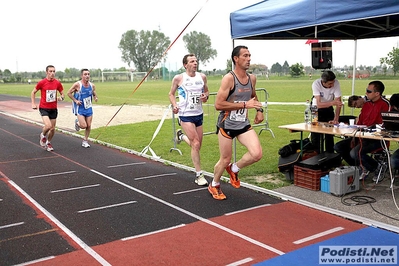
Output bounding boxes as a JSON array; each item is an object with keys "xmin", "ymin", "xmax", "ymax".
[{"xmin": 94, "ymin": 0, "xmax": 209, "ymax": 140}]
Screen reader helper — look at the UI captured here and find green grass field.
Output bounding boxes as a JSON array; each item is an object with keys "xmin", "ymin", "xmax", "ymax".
[{"xmin": 1, "ymin": 76, "xmax": 397, "ymax": 189}]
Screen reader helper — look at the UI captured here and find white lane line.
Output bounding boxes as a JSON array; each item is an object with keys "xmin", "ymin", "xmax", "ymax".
[
  {"xmin": 173, "ymin": 187, "xmax": 208, "ymax": 195},
  {"xmin": 92, "ymin": 169, "xmax": 285, "ymax": 255},
  {"xmin": 107, "ymin": 162, "xmax": 146, "ymax": 168},
  {"xmin": 293, "ymin": 226, "xmax": 345, "ymax": 244},
  {"xmin": 7, "ymin": 180, "xmax": 111, "ymax": 266},
  {"xmin": 14, "ymin": 256, "xmax": 55, "ymax": 266},
  {"xmin": 28, "ymin": 171, "xmax": 76, "ymax": 179},
  {"xmin": 226, "ymin": 257, "xmax": 254, "ymax": 266},
  {"xmin": 0, "ymin": 221, "xmax": 24, "ymax": 230},
  {"xmin": 122, "ymin": 224, "xmax": 186, "ymax": 241},
  {"xmin": 78, "ymin": 201, "xmax": 137, "ymax": 214},
  {"xmin": 134, "ymin": 173, "xmax": 177, "ymax": 180},
  {"xmin": 225, "ymin": 204, "xmax": 272, "ymax": 216},
  {"xmin": 51, "ymin": 184, "xmax": 100, "ymax": 193}
]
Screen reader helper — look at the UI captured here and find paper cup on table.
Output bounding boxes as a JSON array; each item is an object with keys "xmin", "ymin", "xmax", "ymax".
[{"xmin": 349, "ymin": 119, "xmax": 355, "ymax": 126}]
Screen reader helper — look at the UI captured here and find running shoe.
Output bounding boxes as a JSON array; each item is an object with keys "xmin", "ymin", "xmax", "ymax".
[
  {"xmin": 40, "ymin": 133, "xmax": 47, "ymax": 147},
  {"xmin": 195, "ymin": 173, "xmax": 208, "ymax": 186},
  {"xmin": 82, "ymin": 140, "xmax": 91, "ymax": 148},
  {"xmin": 208, "ymin": 184, "xmax": 226, "ymax": 200},
  {"xmin": 175, "ymin": 129, "xmax": 183, "ymax": 144},
  {"xmin": 46, "ymin": 142, "xmax": 54, "ymax": 151},
  {"xmin": 226, "ymin": 163, "xmax": 240, "ymax": 188},
  {"xmin": 74, "ymin": 118, "xmax": 80, "ymax": 131}
]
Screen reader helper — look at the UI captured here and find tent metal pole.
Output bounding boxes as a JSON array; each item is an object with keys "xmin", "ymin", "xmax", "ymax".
[
  {"xmin": 351, "ymin": 40, "xmax": 357, "ymax": 94},
  {"xmin": 232, "ymin": 39, "xmax": 235, "ymax": 70},
  {"xmin": 232, "ymin": 39, "xmax": 237, "ymax": 162}
]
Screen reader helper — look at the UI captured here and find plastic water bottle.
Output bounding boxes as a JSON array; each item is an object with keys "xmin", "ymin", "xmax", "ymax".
[
  {"xmin": 311, "ymin": 104, "xmax": 318, "ymax": 125},
  {"xmin": 304, "ymin": 100, "xmax": 311, "ymax": 124}
]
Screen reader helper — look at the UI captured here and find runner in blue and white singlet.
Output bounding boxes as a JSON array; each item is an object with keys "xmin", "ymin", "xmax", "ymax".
[
  {"xmin": 67, "ymin": 69, "xmax": 98, "ymax": 148},
  {"xmin": 72, "ymin": 81, "xmax": 94, "ymax": 117}
]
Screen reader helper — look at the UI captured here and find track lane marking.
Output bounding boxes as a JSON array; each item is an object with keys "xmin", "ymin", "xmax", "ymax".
[
  {"xmin": 107, "ymin": 162, "xmax": 146, "ymax": 168},
  {"xmin": 14, "ymin": 256, "xmax": 55, "ymax": 266},
  {"xmin": 28, "ymin": 171, "xmax": 76, "ymax": 179},
  {"xmin": 134, "ymin": 172, "xmax": 177, "ymax": 180},
  {"xmin": 0, "ymin": 228, "xmax": 57, "ymax": 243},
  {"xmin": 293, "ymin": 226, "xmax": 345, "ymax": 244},
  {"xmin": 51, "ymin": 184, "xmax": 100, "ymax": 193},
  {"xmin": 0, "ymin": 156, "xmax": 58, "ymax": 165},
  {"xmin": 78, "ymin": 200, "xmax": 137, "ymax": 213},
  {"xmin": 173, "ymin": 187, "xmax": 208, "ymax": 195},
  {"xmin": 5, "ymin": 179, "xmax": 111, "ymax": 266},
  {"xmin": 226, "ymin": 257, "xmax": 254, "ymax": 266},
  {"xmin": 225, "ymin": 204, "xmax": 272, "ymax": 216},
  {"xmin": 0, "ymin": 221, "xmax": 24, "ymax": 229},
  {"xmin": 122, "ymin": 224, "xmax": 186, "ymax": 241},
  {"xmin": 92, "ymin": 169, "xmax": 285, "ymax": 255}
]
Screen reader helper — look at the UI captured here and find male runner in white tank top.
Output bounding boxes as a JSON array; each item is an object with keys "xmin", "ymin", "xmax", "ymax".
[{"xmin": 168, "ymin": 54, "xmax": 209, "ymax": 186}]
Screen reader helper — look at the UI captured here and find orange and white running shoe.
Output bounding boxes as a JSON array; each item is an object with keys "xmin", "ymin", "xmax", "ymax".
[
  {"xmin": 208, "ymin": 184, "xmax": 226, "ymax": 200},
  {"xmin": 226, "ymin": 163, "xmax": 240, "ymax": 188}
]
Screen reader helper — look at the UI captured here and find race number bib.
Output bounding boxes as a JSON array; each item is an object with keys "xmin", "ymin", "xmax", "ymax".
[
  {"xmin": 83, "ymin": 96, "xmax": 92, "ymax": 109},
  {"xmin": 188, "ymin": 92, "xmax": 201, "ymax": 110},
  {"xmin": 46, "ymin": 90, "xmax": 56, "ymax": 102},
  {"xmin": 229, "ymin": 101, "xmax": 247, "ymax": 121}
]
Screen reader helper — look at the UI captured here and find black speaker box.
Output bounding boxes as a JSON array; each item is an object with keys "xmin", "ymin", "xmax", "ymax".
[{"xmin": 311, "ymin": 42, "xmax": 332, "ymax": 69}]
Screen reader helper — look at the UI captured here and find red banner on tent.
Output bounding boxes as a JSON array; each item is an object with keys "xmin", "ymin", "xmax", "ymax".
[
  {"xmin": 305, "ymin": 39, "xmax": 319, "ymax": 44},
  {"xmin": 306, "ymin": 39, "xmax": 341, "ymax": 44}
]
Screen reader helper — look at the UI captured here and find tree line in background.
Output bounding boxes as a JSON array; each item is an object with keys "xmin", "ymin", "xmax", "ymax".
[{"xmin": 1, "ymin": 29, "xmax": 399, "ymax": 83}]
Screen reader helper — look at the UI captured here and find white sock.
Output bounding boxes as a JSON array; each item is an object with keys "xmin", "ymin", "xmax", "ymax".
[
  {"xmin": 232, "ymin": 163, "xmax": 240, "ymax": 173},
  {"xmin": 196, "ymin": 171, "xmax": 202, "ymax": 177},
  {"xmin": 212, "ymin": 180, "xmax": 220, "ymax": 187}
]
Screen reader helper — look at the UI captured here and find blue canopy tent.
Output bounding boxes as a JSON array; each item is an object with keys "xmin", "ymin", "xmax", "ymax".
[{"xmin": 230, "ymin": 0, "xmax": 399, "ymax": 94}]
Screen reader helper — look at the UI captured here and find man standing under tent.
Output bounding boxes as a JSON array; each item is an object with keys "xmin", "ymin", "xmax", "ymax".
[
  {"xmin": 168, "ymin": 53, "xmax": 209, "ymax": 186},
  {"xmin": 208, "ymin": 45, "xmax": 264, "ymax": 200},
  {"xmin": 311, "ymin": 70, "xmax": 343, "ymax": 153},
  {"xmin": 67, "ymin": 68, "xmax": 98, "ymax": 148}
]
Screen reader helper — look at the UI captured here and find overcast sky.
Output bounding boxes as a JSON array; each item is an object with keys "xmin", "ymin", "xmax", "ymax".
[{"xmin": 1, "ymin": 0, "xmax": 398, "ymax": 73}]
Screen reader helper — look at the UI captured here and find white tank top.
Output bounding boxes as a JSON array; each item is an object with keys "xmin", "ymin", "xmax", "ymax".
[{"xmin": 177, "ymin": 72, "xmax": 204, "ymax": 117}]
